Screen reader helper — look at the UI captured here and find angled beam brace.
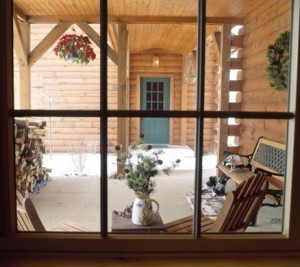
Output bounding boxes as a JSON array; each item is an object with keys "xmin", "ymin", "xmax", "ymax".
[
  {"xmin": 28, "ymin": 22, "xmax": 72, "ymax": 67},
  {"xmin": 76, "ymin": 22, "xmax": 118, "ymax": 65},
  {"xmin": 13, "ymin": 10, "xmax": 28, "ymax": 66}
]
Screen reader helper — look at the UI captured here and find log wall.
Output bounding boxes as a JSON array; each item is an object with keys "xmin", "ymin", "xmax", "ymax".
[
  {"xmin": 129, "ymin": 53, "xmax": 183, "ymax": 146},
  {"xmin": 16, "ymin": 24, "xmax": 106, "ymax": 153},
  {"xmin": 240, "ymin": 0, "xmax": 291, "ymax": 153},
  {"xmin": 129, "ymin": 51, "xmax": 218, "ymax": 152},
  {"xmin": 14, "ymin": 24, "xmax": 221, "ymax": 153}
]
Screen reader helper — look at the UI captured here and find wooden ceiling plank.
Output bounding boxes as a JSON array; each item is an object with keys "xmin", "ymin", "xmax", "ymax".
[
  {"xmin": 28, "ymin": 21, "xmax": 72, "ymax": 67},
  {"xmin": 56, "ymin": 0, "xmax": 78, "ymax": 16},
  {"xmin": 76, "ymin": 22, "xmax": 118, "ymax": 65},
  {"xmin": 74, "ymin": 0, "xmax": 90, "ymax": 16},
  {"xmin": 50, "ymin": 0, "xmax": 71, "ymax": 16},
  {"xmin": 34, "ymin": 0, "xmax": 56, "ymax": 16},
  {"xmin": 27, "ymin": 15, "xmax": 244, "ymax": 25},
  {"xmin": 13, "ymin": 10, "xmax": 28, "ymax": 66}
]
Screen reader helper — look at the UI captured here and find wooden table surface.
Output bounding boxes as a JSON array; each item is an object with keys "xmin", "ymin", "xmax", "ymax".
[{"xmin": 111, "ymin": 212, "xmax": 166, "ymax": 233}]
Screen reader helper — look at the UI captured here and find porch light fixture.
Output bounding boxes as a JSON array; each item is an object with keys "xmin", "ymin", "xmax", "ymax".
[{"xmin": 152, "ymin": 56, "xmax": 159, "ymax": 67}]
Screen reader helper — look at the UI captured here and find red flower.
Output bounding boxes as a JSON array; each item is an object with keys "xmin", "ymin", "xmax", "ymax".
[{"xmin": 53, "ymin": 34, "xmax": 96, "ymax": 64}]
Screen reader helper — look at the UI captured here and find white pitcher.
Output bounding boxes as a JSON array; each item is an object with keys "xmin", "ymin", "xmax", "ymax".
[{"xmin": 131, "ymin": 192, "xmax": 159, "ymax": 226}]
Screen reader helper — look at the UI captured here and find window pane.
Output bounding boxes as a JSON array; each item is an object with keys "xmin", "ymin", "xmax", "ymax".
[
  {"xmin": 13, "ymin": 24, "xmax": 100, "ymax": 110},
  {"xmin": 205, "ymin": 0, "xmax": 292, "ymax": 112},
  {"xmin": 108, "ymin": 117, "xmax": 196, "ymax": 234},
  {"xmin": 201, "ymin": 118, "xmax": 287, "ymax": 233},
  {"xmin": 108, "ymin": 1, "xmax": 198, "ymax": 111},
  {"xmin": 15, "ymin": 117, "xmax": 100, "ymax": 232}
]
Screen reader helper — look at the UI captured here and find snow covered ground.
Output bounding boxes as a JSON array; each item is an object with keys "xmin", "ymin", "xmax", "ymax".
[{"xmin": 42, "ymin": 147, "xmax": 217, "ymax": 177}]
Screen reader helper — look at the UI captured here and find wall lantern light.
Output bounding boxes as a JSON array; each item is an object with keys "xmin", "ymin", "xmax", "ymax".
[{"xmin": 152, "ymin": 56, "xmax": 159, "ymax": 67}]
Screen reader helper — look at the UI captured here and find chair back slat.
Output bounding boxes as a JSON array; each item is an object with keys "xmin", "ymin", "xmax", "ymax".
[
  {"xmin": 16, "ymin": 190, "xmax": 46, "ymax": 232},
  {"xmin": 210, "ymin": 172, "xmax": 268, "ymax": 232}
]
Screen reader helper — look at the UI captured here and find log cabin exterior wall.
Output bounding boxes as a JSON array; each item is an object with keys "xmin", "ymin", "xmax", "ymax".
[
  {"xmin": 203, "ymin": 44, "xmax": 219, "ymax": 154},
  {"xmin": 129, "ymin": 53, "xmax": 183, "ymax": 146},
  {"xmin": 18, "ymin": 24, "xmax": 105, "ymax": 153},
  {"xmin": 240, "ymin": 0, "xmax": 291, "ymax": 154},
  {"xmin": 14, "ymin": 23, "xmax": 218, "ymax": 153},
  {"xmin": 129, "ymin": 50, "xmax": 218, "ymax": 152},
  {"xmin": 15, "ymin": 5, "xmax": 288, "ymax": 156},
  {"xmin": 14, "ymin": 25, "xmax": 200, "ymax": 153}
]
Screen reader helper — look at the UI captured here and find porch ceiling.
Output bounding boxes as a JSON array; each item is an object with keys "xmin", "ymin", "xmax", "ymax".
[{"xmin": 14, "ymin": 0, "xmax": 267, "ymax": 55}]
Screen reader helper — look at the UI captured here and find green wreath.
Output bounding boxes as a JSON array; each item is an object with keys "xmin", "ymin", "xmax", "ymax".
[{"xmin": 266, "ymin": 31, "xmax": 290, "ymax": 90}]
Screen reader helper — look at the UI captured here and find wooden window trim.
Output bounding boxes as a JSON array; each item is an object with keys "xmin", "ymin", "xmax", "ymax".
[{"xmin": 0, "ymin": 0, "xmax": 300, "ymax": 257}]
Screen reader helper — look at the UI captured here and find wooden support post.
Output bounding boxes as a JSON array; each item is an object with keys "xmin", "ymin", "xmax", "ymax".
[
  {"xmin": 217, "ymin": 24, "xmax": 231, "ymax": 168},
  {"xmin": 117, "ymin": 23, "xmax": 129, "ymax": 151},
  {"xmin": 19, "ymin": 65, "xmax": 31, "ymax": 109},
  {"xmin": 18, "ymin": 20, "xmax": 31, "ymax": 109}
]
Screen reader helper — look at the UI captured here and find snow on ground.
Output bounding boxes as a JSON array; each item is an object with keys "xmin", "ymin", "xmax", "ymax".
[{"xmin": 42, "ymin": 147, "xmax": 217, "ymax": 177}]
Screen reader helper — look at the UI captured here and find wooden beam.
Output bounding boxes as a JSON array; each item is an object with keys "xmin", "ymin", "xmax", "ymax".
[
  {"xmin": 230, "ymin": 58, "xmax": 243, "ymax": 69},
  {"xmin": 19, "ymin": 66, "xmax": 31, "ymax": 109},
  {"xmin": 13, "ymin": 5, "xmax": 27, "ymax": 22},
  {"xmin": 76, "ymin": 22, "xmax": 118, "ymax": 65},
  {"xmin": 13, "ymin": 11, "xmax": 31, "ymax": 109},
  {"xmin": 212, "ymin": 31, "xmax": 221, "ymax": 64},
  {"xmin": 229, "ymin": 80, "xmax": 243, "ymax": 91},
  {"xmin": 28, "ymin": 22, "xmax": 72, "ymax": 67},
  {"xmin": 109, "ymin": 16, "xmax": 244, "ymax": 24},
  {"xmin": 27, "ymin": 15, "xmax": 244, "ymax": 25},
  {"xmin": 117, "ymin": 23, "xmax": 129, "ymax": 151},
  {"xmin": 217, "ymin": 24, "xmax": 232, "ymax": 171},
  {"xmin": 107, "ymin": 24, "xmax": 118, "ymax": 52},
  {"xmin": 13, "ymin": 10, "xmax": 28, "ymax": 66},
  {"xmin": 231, "ymin": 35, "xmax": 244, "ymax": 47}
]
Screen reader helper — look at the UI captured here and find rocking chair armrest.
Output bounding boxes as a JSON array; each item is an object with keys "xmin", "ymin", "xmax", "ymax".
[{"xmin": 253, "ymin": 168, "xmax": 284, "ymax": 177}]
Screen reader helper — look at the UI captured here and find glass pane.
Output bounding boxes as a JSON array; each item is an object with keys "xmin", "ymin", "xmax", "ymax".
[
  {"xmin": 201, "ymin": 118, "xmax": 287, "ymax": 233},
  {"xmin": 15, "ymin": 117, "xmax": 100, "ymax": 232},
  {"xmin": 108, "ymin": 117, "xmax": 196, "ymax": 234},
  {"xmin": 108, "ymin": 0, "xmax": 198, "ymax": 111},
  {"xmin": 205, "ymin": 0, "xmax": 292, "ymax": 112},
  {"xmin": 13, "ymin": 24, "xmax": 100, "ymax": 110}
]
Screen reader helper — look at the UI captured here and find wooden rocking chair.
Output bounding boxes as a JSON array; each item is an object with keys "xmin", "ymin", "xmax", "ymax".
[
  {"xmin": 165, "ymin": 172, "xmax": 269, "ymax": 233},
  {"xmin": 16, "ymin": 191, "xmax": 90, "ymax": 232}
]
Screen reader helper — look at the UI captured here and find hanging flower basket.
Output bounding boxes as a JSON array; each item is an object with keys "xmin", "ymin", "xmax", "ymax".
[{"xmin": 53, "ymin": 33, "xmax": 96, "ymax": 64}]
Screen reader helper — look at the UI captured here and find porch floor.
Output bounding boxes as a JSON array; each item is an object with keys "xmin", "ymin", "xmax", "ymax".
[{"xmin": 31, "ymin": 148, "xmax": 283, "ymax": 233}]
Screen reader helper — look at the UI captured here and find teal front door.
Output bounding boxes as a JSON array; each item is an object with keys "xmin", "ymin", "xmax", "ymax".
[{"xmin": 141, "ymin": 77, "xmax": 170, "ymax": 145}]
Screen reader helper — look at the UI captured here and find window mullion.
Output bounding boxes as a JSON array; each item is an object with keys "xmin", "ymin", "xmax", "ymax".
[
  {"xmin": 193, "ymin": 0, "xmax": 206, "ymax": 238},
  {"xmin": 100, "ymin": 0, "xmax": 108, "ymax": 238}
]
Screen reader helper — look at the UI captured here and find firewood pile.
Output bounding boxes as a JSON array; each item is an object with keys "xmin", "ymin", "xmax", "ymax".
[{"xmin": 15, "ymin": 118, "xmax": 51, "ymax": 197}]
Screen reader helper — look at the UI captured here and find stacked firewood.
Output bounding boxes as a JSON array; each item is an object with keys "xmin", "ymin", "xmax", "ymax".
[{"xmin": 15, "ymin": 118, "xmax": 51, "ymax": 197}]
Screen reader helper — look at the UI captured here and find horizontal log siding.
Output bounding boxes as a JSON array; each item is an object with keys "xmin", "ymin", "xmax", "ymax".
[
  {"xmin": 21, "ymin": 24, "xmax": 118, "ymax": 153},
  {"xmin": 129, "ymin": 53, "xmax": 183, "ymax": 146},
  {"xmin": 15, "ymin": 25, "xmax": 217, "ymax": 153},
  {"xmin": 240, "ymin": 0, "xmax": 291, "ymax": 154}
]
